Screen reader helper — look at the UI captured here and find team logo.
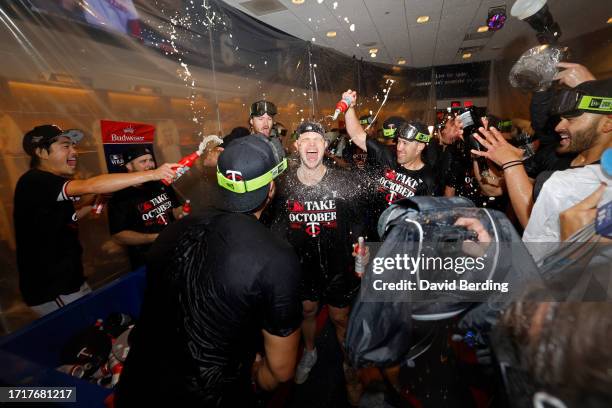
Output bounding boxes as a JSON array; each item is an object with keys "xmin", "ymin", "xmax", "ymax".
[
  {"xmin": 225, "ymin": 170, "xmax": 243, "ymax": 181},
  {"xmin": 110, "ymin": 154, "xmax": 124, "ymax": 166},
  {"xmin": 305, "ymin": 222, "xmax": 321, "ymax": 237},
  {"xmin": 385, "ymin": 169, "xmax": 397, "ymax": 180},
  {"xmin": 288, "ymin": 200, "xmax": 304, "ymax": 212},
  {"xmin": 123, "ymin": 126, "xmax": 135, "ymax": 134}
]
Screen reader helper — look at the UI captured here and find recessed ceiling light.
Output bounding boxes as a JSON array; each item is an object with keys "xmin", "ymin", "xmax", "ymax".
[
  {"xmin": 369, "ymin": 48, "xmax": 378, "ymax": 54},
  {"xmin": 292, "ymin": 0, "xmax": 305, "ymax": 4},
  {"xmin": 326, "ymin": 31, "xmax": 337, "ymax": 38},
  {"xmin": 477, "ymin": 26, "xmax": 489, "ymax": 33},
  {"xmin": 397, "ymin": 58, "xmax": 406, "ymax": 65},
  {"xmin": 462, "ymin": 52, "xmax": 472, "ymax": 59},
  {"xmin": 607, "ymin": 17, "xmax": 612, "ymax": 24},
  {"xmin": 311, "ymin": 37, "xmax": 316, "ymax": 42},
  {"xmin": 317, "ymin": 0, "xmax": 324, "ymax": 4},
  {"xmin": 416, "ymin": 16, "xmax": 429, "ymax": 23}
]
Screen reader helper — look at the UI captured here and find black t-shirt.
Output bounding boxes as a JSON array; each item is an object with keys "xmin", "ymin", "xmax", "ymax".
[
  {"xmin": 269, "ymin": 167, "xmax": 365, "ymax": 282},
  {"xmin": 107, "ymin": 181, "xmax": 179, "ymax": 269},
  {"xmin": 342, "ymin": 138, "xmax": 369, "ymax": 171},
  {"xmin": 116, "ymin": 211, "xmax": 302, "ymax": 407},
  {"xmin": 366, "ymin": 139, "xmax": 436, "ymax": 238},
  {"xmin": 13, "ymin": 169, "xmax": 84, "ymax": 305}
]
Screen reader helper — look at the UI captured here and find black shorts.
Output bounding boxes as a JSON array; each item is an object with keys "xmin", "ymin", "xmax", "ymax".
[{"xmin": 299, "ymin": 264, "xmax": 360, "ymax": 308}]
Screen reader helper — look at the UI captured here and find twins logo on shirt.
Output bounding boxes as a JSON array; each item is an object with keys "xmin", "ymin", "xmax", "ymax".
[
  {"xmin": 137, "ymin": 192, "xmax": 173, "ymax": 226},
  {"xmin": 287, "ymin": 199, "xmax": 337, "ymax": 237},
  {"xmin": 377, "ymin": 168, "xmax": 422, "ymax": 205}
]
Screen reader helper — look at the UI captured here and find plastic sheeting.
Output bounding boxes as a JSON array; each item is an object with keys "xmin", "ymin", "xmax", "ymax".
[{"xmin": 0, "ymin": 0, "xmax": 442, "ymax": 331}]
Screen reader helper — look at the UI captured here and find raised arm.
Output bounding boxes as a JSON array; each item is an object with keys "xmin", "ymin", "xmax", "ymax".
[
  {"xmin": 342, "ymin": 90, "xmax": 368, "ymax": 152},
  {"xmin": 65, "ymin": 163, "xmax": 177, "ymax": 197},
  {"xmin": 471, "ymin": 127, "xmax": 534, "ymax": 227}
]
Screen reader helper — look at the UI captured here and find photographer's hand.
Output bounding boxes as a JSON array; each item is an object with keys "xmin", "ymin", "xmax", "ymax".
[{"xmin": 455, "ymin": 217, "xmax": 491, "ymax": 257}]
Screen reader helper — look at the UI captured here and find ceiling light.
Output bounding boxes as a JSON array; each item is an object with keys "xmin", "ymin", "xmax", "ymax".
[
  {"xmin": 477, "ymin": 26, "xmax": 489, "ymax": 33},
  {"xmin": 369, "ymin": 48, "xmax": 378, "ymax": 54},
  {"xmin": 292, "ymin": 0, "xmax": 305, "ymax": 4},
  {"xmin": 397, "ymin": 58, "xmax": 406, "ymax": 65},
  {"xmin": 326, "ymin": 31, "xmax": 337, "ymax": 37},
  {"xmin": 311, "ymin": 37, "xmax": 316, "ymax": 42},
  {"xmin": 608, "ymin": 17, "xmax": 612, "ymax": 24},
  {"xmin": 370, "ymin": 53, "xmax": 377, "ymax": 58},
  {"xmin": 462, "ymin": 52, "xmax": 472, "ymax": 59},
  {"xmin": 416, "ymin": 16, "xmax": 429, "ymax": 23},
  {"xmin": 317, "ymin": 0, "xmax": 324, "ymax": 4},
  {"xmin": 487, "ymin": 6, "xmax": 507, "ymax": 31},
  {"xmin": 349, "ymin": 23, "xmax": 355, "ymax": 31}
]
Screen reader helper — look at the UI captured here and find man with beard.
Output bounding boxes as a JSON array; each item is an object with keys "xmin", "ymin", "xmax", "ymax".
[
  {"xmin": 472, "ymin": 78, "xmax": 611, "ymax": 261},
  {"xmin": 249, "ymin": 100, "xmax": 285, "ymax": 157},
  {"xmin": 342, "ymin": 89, "xmax": 436, "ymax": 240},
  {"xmin": 268, "ymin": 121, "xmax": 365, "ymax": 403},
  {"xmin": 14, "ymin": 125, "xmax": 176, "ymax": 316}
]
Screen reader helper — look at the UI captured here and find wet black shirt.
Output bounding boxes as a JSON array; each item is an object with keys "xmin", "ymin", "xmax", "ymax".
[
  {"xmin": 116, "ymin": 211, "xmax": 302, "ymax": 407},
  {"xmin": 107, "ymin": 181, "xmax": 178, "ymax": 269},
  {"xmin": 13, "ymin": 169, "xmax": 84, "ymax": 305},
  {"xmin": 270, "ymin": 167, "xmax": 365, "ymax": 284},
  {"xmin": 366, "ymin": 139, "xmax": 436, "ymax": 239}
]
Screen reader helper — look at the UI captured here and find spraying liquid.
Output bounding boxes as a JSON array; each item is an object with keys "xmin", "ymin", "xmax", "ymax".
[
  {"xmin": 163, "ymin": 134, "xmax": 223, "ymax": 185},
  {"xmin": 366, "ymin": 80, "xmax": 395, "ymax": 130},
  {"xmin": 330, "ymin": 96, "xmax": 353, "ymax": 120},
  {"xmin": 355, "ymin": 236, "xmax": 366, "ymax": 276}
]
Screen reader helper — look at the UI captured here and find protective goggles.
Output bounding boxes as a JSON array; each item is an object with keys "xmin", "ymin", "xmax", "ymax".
[
  {"xmin": 397, "ymin": 124, "xmax": 431, "ymax": 143},
  {"xmin": 551, "ymin": 89, "xmax": 612, "ymax": 118},
  {"xmin": 359, "ymin": 116, "xmax": 373, "ymax": 125},
  {"xmin": 250, "ymin": 100, "xmax": 277, "ymax": 117},
  {"xmin": 216, "ymin": 158, "xmax": 287, "ymax": 194},
  {"xmin": 382, "ymin": 127, "xmax": 397, "ymax": 138}
]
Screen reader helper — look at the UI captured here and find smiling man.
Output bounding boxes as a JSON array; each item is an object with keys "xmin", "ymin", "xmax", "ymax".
[
  {"xmin": 342, "ymin": 89, "xmax": 436, "ymax": 240},
  {"xmin": 14, "ymin": 125, "xmax": 176, "ymax": 316},
  {"xmin": 249, "ymin": 100, "xmax": 286, "ymax": 158},
  {"xmin": 268, "ymin": 121, "xmax": 365, "ymax": 399}
]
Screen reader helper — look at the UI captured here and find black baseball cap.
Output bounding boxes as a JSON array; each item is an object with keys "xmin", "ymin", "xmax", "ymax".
[
  {"xmin": 296, "ymin": 121, "xmax": 326, "ymax": 139},
  {"xmin": 216, "ymin": 134, "xmax": 287, "ymax": 213},
  {"xmin": 359, "ymin": 114, "xmax": 374, "ymax": 126},
  {"xmin": 382, "ymin": 116, "xmax": 407, "ymax": 138},
  {"xmin": 250, "ymin": 100, "xmax": 277, "ymax": 117},
  {"xmin": 23, "ymin": 125, "xmax": 83, "ymax": 156},
  {"xmin": 551, "ymin": 78, "xmax": 612, "ymax": 118},
  {"xmin": 123, "ymin": 145, "xmax": 153, "ymax": 164}
]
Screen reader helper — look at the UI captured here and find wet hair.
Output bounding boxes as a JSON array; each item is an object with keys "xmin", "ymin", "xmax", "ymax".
[{"xmin": 502, "ymin": 294, "xmax": 612, "ymax": 403}]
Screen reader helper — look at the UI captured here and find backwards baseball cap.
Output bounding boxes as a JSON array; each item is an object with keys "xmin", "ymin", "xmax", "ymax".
[
  {"xmin": 123, "ymin": 145, "xmax": 153, "ymax": 164},
  {"xmin": 296, "ymin": 121, "xmax": 326, "ymax": 139},
  {"xmin": 22, "ymin": 125, "xmax": 83, "ymax": 156},
  {"xmin": 250, "ymin": 100, "xmax": 277, "ymax": 117},
  {"xmin": 396, "ymin": 121, "xmax": 431, "ymax": 143},
  {"xmin": 551, "ymin": 78, "xmax": 612, "ymax": 118},
  {"xmin": 217, "ymin": 134, "xmax": 287, "ymax": 213},
  {"xmin": 382, "ymin": 116, "xmax": 407, "ymax": 138}
]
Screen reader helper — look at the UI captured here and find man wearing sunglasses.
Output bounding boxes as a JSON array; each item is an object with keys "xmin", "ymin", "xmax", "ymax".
[
  {"xmin": 249, "ymin": 100, "xmax": 286, "ymax": 158},
  {"xmin": 341, "ymin": 90, "xmax": 436, "ymax": 240},
  {"xmin": 116, "ymin": 135, "xmax": 302, "ymax": 406}
]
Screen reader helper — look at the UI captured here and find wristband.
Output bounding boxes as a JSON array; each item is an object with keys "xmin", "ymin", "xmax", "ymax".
[
  {"xmin": 501, "ymin": 159, "xmax": 522, "ymax": 169},
  {"xmin": 502, "ymin": 162, "xmax": 524, "ymax": 171}
]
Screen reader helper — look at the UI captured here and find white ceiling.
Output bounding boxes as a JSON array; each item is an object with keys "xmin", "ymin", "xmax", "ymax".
[{"xmin": 222, "ymin": 0, "xmax": 612, "ymax": 67}]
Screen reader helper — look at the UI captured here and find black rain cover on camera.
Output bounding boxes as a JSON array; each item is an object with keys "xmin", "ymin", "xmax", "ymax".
[{"xmin": 346, "ymin": 197, "xmax": 540, "ymax": 368}]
